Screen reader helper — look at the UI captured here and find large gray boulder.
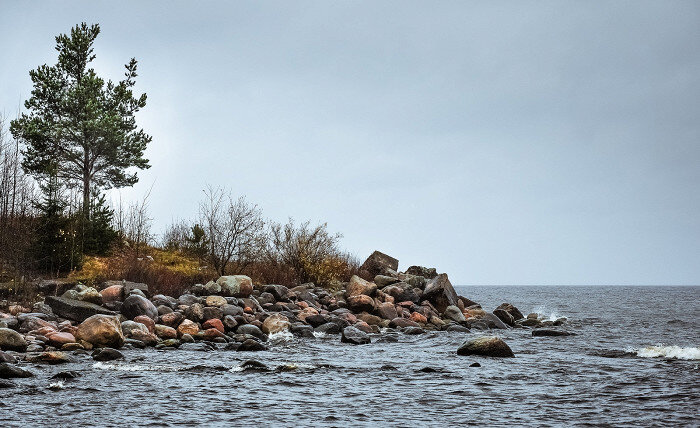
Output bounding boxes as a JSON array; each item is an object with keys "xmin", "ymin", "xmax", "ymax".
[
  {"xmin": 341, "ymin": 326, "xmax": 371, "ymax": 345},
  {"xmin": 422, "ymin": 273, "xmax": 458, "ymax": 313},
  {"xmin": 405, "ymin": 266, "xmax": 438, "ymax": 279},
  {"xmin": 45, "ymin": 296, "xmax": 117, "ymax": 323},
  {"xmin": 0, "ymin": 328, "xmax": 27, "ymax": 352},
  {"xmin": 122, "ymin": 295, "xmax": 158, "ymax": 321},
  {"xmin": 217, "ymin": 275, "xmax": 253, "ymax": 298},
  {"xmin": 457, "ymin": 336, "xmax": 514, "ymax": 357}
]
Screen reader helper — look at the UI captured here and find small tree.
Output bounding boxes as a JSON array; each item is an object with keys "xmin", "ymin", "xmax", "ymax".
[
  {"xmin": 10, "ymin": 23, "xmax": 151, "ymax": 223},
  {"xmin": 199, "ymin": 187, "xmax": 264, "ymax": 276}
]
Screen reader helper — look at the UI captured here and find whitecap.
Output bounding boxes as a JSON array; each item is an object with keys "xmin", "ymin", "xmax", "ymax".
[
  {"xmin": 92, "ymin": 362, "xmax": 186, "ymax": 372},
  {"xmin": 268, "ymin": 330, "xmax": 294, "ymax": 344},
  {"xmin": 633, "ymin": 345, "xmax": 700, "ymax": 360},
  {"xmin": 531, "ymin": 306, "xmax": 565, "ymax": 322},
  {"xmin": 48, "ymin": 381, "xmax": 64, "ymax": 390}
]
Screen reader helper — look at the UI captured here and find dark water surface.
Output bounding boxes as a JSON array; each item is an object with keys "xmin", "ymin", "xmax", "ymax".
[{"xmin": 2, "ymin": 286, "xmax": 698, "ymax": 427}]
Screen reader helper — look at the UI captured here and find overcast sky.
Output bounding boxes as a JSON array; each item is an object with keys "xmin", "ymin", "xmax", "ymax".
[{"xmin": 1, "ymin": 1, "xmax": 698, "ymax": 285}]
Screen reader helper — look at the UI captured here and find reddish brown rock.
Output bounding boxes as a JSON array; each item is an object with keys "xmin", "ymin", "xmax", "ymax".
[
  {"xmin": 410, "ymin": 312, "xmax": 428, "ymax": 324},
  {"xmin": 389, "ymin": 318, "xmax": 419, "ymax": 329},
  {"xmin": 347, "ymin": 295, "xmax": 375, "ymax": 313},
  {"xmin": 75, "ymin": 315, "xmax": 124, "ymax": 348},
  {"xmin": 202, "ymin": 319, "xmax": 225, "ymax": 333},
  {"xmin": 134, "ymin": 315, "xmax": 155, "ymax": 333},
  {"xmin": 154, "ymin": 324, "xmax": 177, "ymax": 339},
  {"xmin": 46, "ymin": 332, "xmax": 76, "ymax": 347},
  {"xmin": 202, "ymin": 328, "xmax": 225, "ymax": 340},
  {"xmin": 376, "ymin": 302, "xmax": 398, "ymax": 320},
  {"xmin": 353, "ymin": 321, "xmax": 373, "ymax": 333},
  {"xmin": 130, "ymin": 329, "xmax": 158, "ymax": 346},
  {"xmin": 100, "ymin": 285, "xmax": 124, "ymax": 303},
  {"xmin": 345, "ymin": 275, "xmax": 377, "ymax": 298},
  {"xmin": 160, "ymin": 312, "xmax": 184, "ymax": 328}
]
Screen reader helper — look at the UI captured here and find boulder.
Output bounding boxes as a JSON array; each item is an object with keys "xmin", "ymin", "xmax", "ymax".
[
  {"xmin": 121, "ymin": 320, "xmax": 149, "ymax": 337},
  {"xmin": 236, "ymin": 324, "xmax": 267, "ymax": 341},
  {"xmin": 360, "ymin": 251, "xmax": 399, "ymax": 277},
  {"xmin": 0, "ymin": 363, "xmax": 33, "ymax": 379},
  {"xmin": 46, "ymin": 332, "xmax": 76, "ymax": 347},
  {"xmin": 202, "ymin": 319, "xmax": 225, "ymax": 334},
  {"xmin": 154, "ymin": 324, "xmax": 178, "ymax": 339},
  {"xmin": 237, "ymin": 339, "xmax": 267, "ymax": 352},
  {"xmin": 346, "ymin": 295, "xmax": 375, "ymax": 313},
  {"xmin": 409, "ymin": 312, "xmax": 428, "ymax": 324},
  {"xmin": 92, "ymin": 348, "xmax": 124, "ymax": 361},
  {"xmin": 373, "ymin": 275, "xmax": 400, "ymax": 287},
  {"xmin": 382, "ymin": 283, "xmax": 419, "ymax": 303},
  {"xmin": 376, "ymin": 302, "xmax": 398, "ymax": 320},
  {"xmin": 159, "ymin": 312, "xmax": 184, "ymax": 327},
  {"xmin": 26, "ymin": 351, "xmax": 74, "ymax": 364},
  {"xmin": 405, "ymin": 266, "xmax": 438, "ymax": 279},
  {"xmin": 457, "ymin": 336, "xmax": 514, "ymax": 357},
  {"xmin": 493, "ymin": 308, "xmax": 515, "ymax": 326},
  {"xmin": 216, "ymin": 275, "xmax": 253, "ymax": 298},
  {"xmin": 444, "ymin": 305, "xmax": 466, "ymax": 322},
  {"xmin": 37, "ymin": 278, "xmax": 76, "ymax": 295},
  {"xmin": 345, "ymin": 275, "xmax": 377, "ymax": 298},
  {"xmin": 62, "ymin": 284, "xmax": 103, "ymax": 305},
  {"xmin": 203, "ymin": 281, "xmax": 221, "ymax": 295},
  {"xmin": 316, "ymin": 322, "xmax": 341, "ymax": 334},
  {"xmin": 341, "ymin": 326, "xmax": 371, "ymax": 345},
  {"xmin": 422, "ymin": 274, "xmax": 458, "ymax": 313},
  {"xmin": 177, "ymin": 319, "xmax": 200, "ymax": 337},
  {"xmin": 202, "ymin": 306, "xmax": 224, "ymax": 321},
  {"xmin": 263, "ymin": 284, "xmax": 290, "ymax": 301},
  {"xmin": 75, "ymin": 315, "xmax": 124, "ymax": 348},
  {"xmin": 0, "ymin": 328, "xmax": 27, "ymax": 351},
  {"xmin": 122, "ymin": 295, "xmax": 158, "ymax": 321},
  {"xmin": 262, "ymin": 314, "xmax": 291, "ymax": 335},
  {"xmin": 100, "ymin": 284, "xmax": 124, "ymax": 303},
  {"xmin": 134, "ymin": 315, "xmax": 156, "ymax": 333},
  {"xmin": 122, "ymin": 281, "xmax": 149, "ymax": 296},
  {"xmin": 151, "ymin": 294, "xmax": 178, "ymax": 308},
  {"xmin": 44, "ymin": 296, "xmax": 117, "ymax": 323},
  {"xmin": 389, "ymin": 318, "xmax": 419, "ymax": 329}
]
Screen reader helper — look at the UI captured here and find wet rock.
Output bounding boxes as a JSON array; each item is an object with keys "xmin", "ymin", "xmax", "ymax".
[
  {"xmin": 26, "ymin": 351, "xmax": 74, "ymax": 364},
  {"xmin": 405, "ymin": 266, "xmax": 438, "ymax": 279},
  {"xmin": 154, "ymin": 324, "xmax": 178, "ymax": 339},
  {"xmin": 347, "ymin": 295, "xmax": 375, "ymax": 313},
  {"xmin": 0, "ymin": 362, "xmax": 34, "ymax": 378},
  {"xmin": 61, "ymin": 343, "xmax": 85, "ymax": 351},
  {"xmin": 445, "ymin": 324, "xmax": 470, "ymax": 333},
  {"xmin": 217, "ymin": 275, "xmax": 253, "ymax": 298},
  {"xmin": 45, "ymin": 296, "xmax": 116, "ymax": 323},
  {"xmin": 443, "ymin": 305, "xmax": 466, "ymax": 322},
  {"xmin": 100, "ymin": 284, "xmax": 124, "ymax": 303},
  {"xmin": 76, "ymin": 315, "xmax": 125, "ymax": 348},
  {"xmin": 177, "ymin": 319, "xmax": 200, "ymax": 337},
  {"xmin": 0, "ymin": 327, "xmax": 27, "ymax": 351},
  {"xmin": 290, "ymin": 323, "xmax": 314, "ymax": 338},
  {"xmin": 356, "ymin": 313, "xmax": 382, "ymax": 326},
  {"xmin": 389, "ymin": 318, "xmax": 419, "ymax": 329},
  {"xmin": 262, "ymin": 314, "xmax": 291, "ymax": 335},
  {"xmin": 376, "ymin": 302, "xmax": 398, "ymax": 320},
  {"xmin": 469, "ymin": 362, "xmax": 481, "ymax": 367},
  {"xmin": 493, "ymin": 308, "xmax": 515, "ymax": 326},
  {"xmin": 201, "ymin": 328, "xmax": 226, "ymax": 341},
  {"xmin": 402, "ymin": 326, "xmax": 425, "ymax": 335},
  {"xmin": 360, "ymin": 251, "xmax": 399, "ymax": 277},
  {"xmin": 345, "ymin": 275, "xmax": 377, "ymax": 298},
  {"xmin": 124, "ymin": 338, "xmax": 146, "ymax": 348},
  {"xmin": 496, "ymin": 303, "xmax": 524, "ymax": 321},
  {"xmin": 184, "ymin": 303, "xmax": 205, "ymax": 322},
  {"xmin": 158, "ymin": 339, "xmax": 181, "ymax": 348},
  {"xmin": 409, "ymin": 312, "xmax": 428, "ymax": 324},
  {"xmin": 341, "ymin": 326, "xmax": 371, "ymax": 345},
  {"xmin": 316, "ymin": 322, "xmax": 341, "ymax": 335},
  {"xmin": 236, "ymin": 324, "xmax": 267, "ymax": 341},
  {"xmin": 134, "ymin": 315, "xmax": 155, "ymax": 333},
  {"xmin": 532, "ymin": 329, "xmax": 576, "ymax": 337},
  {"xmin": 222, "ymin": 315, "xmax": 238, "ymax": 331},
  {"xmin": 481, "ymin": 313, "xmax": 509, "ymax": 330},
  {"xmin": 52, "ymin": 370, "xmax": 81, "ymax": 379},
  {"xmin": 122, "ymin": 295, "xmax": 158, "ymax": 321},
  {"xmin": 305, "ymin": 314, "xmax": 330, "ymax": 328},
  {"xmin": 121, "ymin": 320, "xmax": 148, "ymax": 337},
  {"xmin": 518, "ymin": 318, "xmax": 541, "ymax": 327},
  {"xmin": 457, "ymin": 336, "xmax": 514, "ymax": 357},
  {"xmin": 0, "ymin": 379, "xmax": 14, "ymax": 388},
  {"xmin": 422, "ymin": 274, "xmax": 458, "ymax": 314},
  {"xmin": 237, "ymin": 339, "xmax": 267, "ymax": 352},
  {"xmin": 0, "ymin": 350, "xmax": 16, "ymax": 363}
]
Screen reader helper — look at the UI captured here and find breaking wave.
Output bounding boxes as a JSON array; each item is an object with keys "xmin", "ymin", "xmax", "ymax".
[{"xmin": 632, "ymin": 345, "xmax": 700, "ymax": 360}]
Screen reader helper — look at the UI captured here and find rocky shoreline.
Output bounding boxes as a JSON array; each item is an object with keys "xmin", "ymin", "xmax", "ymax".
[{"xmin": 0, "ymin": 251, "xmax": 570, "ymax": 380}]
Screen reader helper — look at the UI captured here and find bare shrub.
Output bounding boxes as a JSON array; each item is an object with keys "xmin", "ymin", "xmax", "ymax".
[{"xmin": 199, "ymin": 186, "xmax": 265, "ymax": 276}]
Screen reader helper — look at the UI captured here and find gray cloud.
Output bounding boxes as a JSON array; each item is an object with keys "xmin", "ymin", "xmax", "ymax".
[{"xmin": 1, "ymin": 1, "xmax": 698, "ymax": 284}]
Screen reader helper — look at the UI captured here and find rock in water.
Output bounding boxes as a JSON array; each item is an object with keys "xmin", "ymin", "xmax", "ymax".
[
  {"xmin": 0, "ymin": 328, "xmax": 27, "ymax": 352},
  {"xmin": 423, "ymin": 274, "xmax": 458, "ymax": 314},
  {"xmin": 341, "ymin": 326, "xmax": 371, "ymax": 345},
  {"xmin": 216, "ymin": 275, "xmax": 253, "ymax": 298},
  {"xmin": 496, "ymin": 303, "xmax": 524, "ymax": 321},
  {"xmin": 237, "ymin": 339, "xmax": 267, "ymax": 352},
  {"xmin": 262, "ymin": 314, "xmax": 291, "ymax": 335},
  {"xmin": 122, "ymin": 295, "xmax": 158, "ymax": 321},
  {"xmin": 0, "ymin": 363, "xmax": 34, "ymax": 378},
  {"xmin": 360, "ymin": 251, "xmax": 399, "ymax": 277},
  {"xmin": 457, "ymin": 336, "xmax": 514, "ymax": 357},
  {"xmin": 44, "ymin": 296, "xmax": 117, "ymax": 323},
  {"xmin": 532, "ymin": 329, "xmax": 576, "ymax": 337},
  {"xmin": 92, "ymin": 348, "xmax": 124, "ymax": 361},
  {"xmin": 443, "ymin": 305, "xmax": 466, "ymax": 322},
  {"xmin": 76, "ymin": 315, "xmax": 125, "ymax": 348},
  {"xmin": 493, "ymin": 308, "xmax": 515, "ymax": 326}
]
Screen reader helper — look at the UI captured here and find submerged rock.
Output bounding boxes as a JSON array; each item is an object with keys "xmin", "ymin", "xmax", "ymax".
[
  {"xmin": 341, "ymin": 326, "xmax": 371, "ymax": 345},
  {"xmin": 532, "ymin": 329, "xmax": 576, "ymax": 337},
  {"xmin": 0, "ymin": 362, "xmax": 34, "ymax": 378},
  {"xmin": 92, "ymin": 348, "xmax": 124, "ymax": 361},
  {"xmin": 457, "ymin": 336, "xmax": 514, "ymax": 358}
]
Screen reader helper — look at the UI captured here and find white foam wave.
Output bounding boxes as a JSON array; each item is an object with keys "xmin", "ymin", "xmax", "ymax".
[
  {"xmin": 532, "ymin": 306, "xmax": 565, "ymax": 322},
  {"xmin": 312, "ymin": 331, "xmax": 328, "ymax": 338},
  {"xmin": 92, "ymin": 362, "xmax": 184, "ymax": 372},
  {"xmin": 48, "ymin": 381, "xmax": 64, "ymax": 390},
  {"xmin": 632, "ymin": 345, "xmax": 700, "ymax": 360},
  {"xmin": 268, "ymin": 330, "xmax": 294, "ymax": 344}
]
